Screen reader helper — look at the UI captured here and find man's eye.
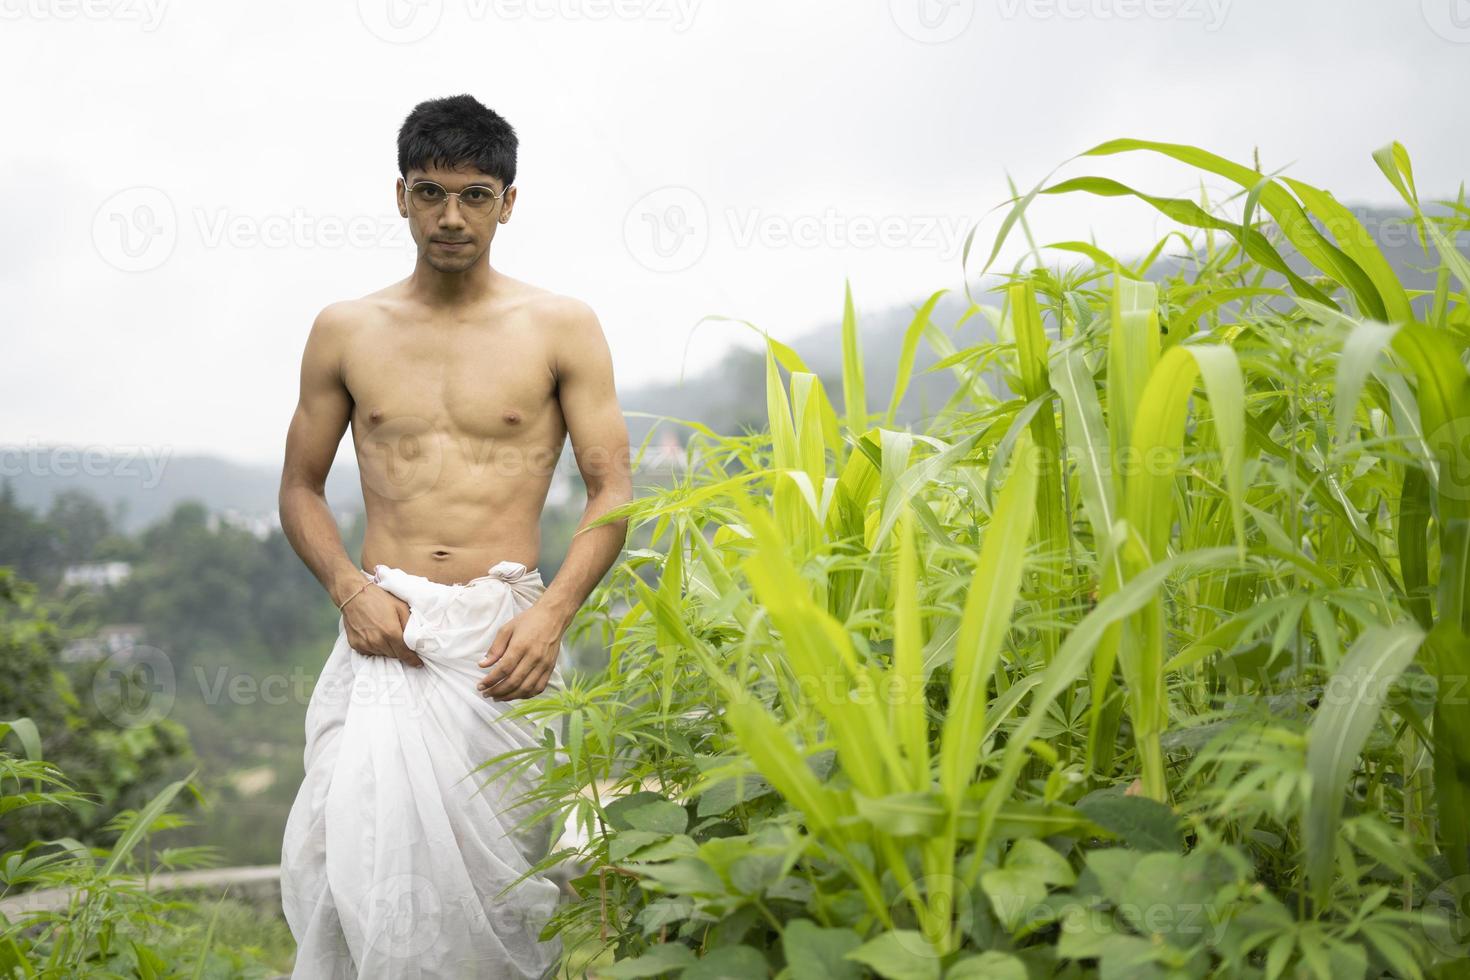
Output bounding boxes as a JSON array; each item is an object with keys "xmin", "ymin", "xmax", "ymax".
[
  {"xmin": 463, "ymin": 188, "xmax": 493, "ymax": 204},
  {"xmin": 414, "ymin": 184, "xmax": 445, "ymax": 200}
]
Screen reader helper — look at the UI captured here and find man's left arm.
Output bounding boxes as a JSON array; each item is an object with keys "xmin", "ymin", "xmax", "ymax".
[{"xmin": 478, "ymin": 299, "xmax": 633, "ymax": 700}]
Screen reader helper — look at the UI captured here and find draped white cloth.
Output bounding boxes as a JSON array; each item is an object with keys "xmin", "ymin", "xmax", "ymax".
[{"xmin": 281, "ymin": 561, "xmax": 567, "ymax": 979}]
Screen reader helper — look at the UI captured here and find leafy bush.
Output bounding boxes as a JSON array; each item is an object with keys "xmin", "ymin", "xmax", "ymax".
[
  {"xmin": 502, "ymin": 141, "xmax": 1470, "ymax": 978},
  {"xmin": 0, "ymin": 568, "xmax": 194, "ymax": 853},
  {"xmin": 0, "ymin": 718, "xmax": 284, "ymax": 978}
]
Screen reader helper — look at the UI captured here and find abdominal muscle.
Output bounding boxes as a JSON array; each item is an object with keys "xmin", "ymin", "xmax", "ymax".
[{"xmin": 353, "ymin": 428, "xmax": 560, "ymax": 586}]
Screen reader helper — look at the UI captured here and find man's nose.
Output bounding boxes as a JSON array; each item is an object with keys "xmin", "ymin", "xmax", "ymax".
[{"xmin": 438, "ymin": 198, "xmax": 467, "ymax": 228}]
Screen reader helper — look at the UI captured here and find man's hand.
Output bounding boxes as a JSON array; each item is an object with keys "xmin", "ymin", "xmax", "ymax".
[
  {"xmin": 342, "ymin": 584, "xmax": 424, "ymax": 668},
  {"xmin": 477, "ymin": 604, "xmax": 563, "ymax": 700}
]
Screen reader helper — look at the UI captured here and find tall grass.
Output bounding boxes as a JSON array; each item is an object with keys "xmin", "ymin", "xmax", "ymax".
[{"xmin": 505, "ymin": 139, "xmax": 1470, "ymax": 978}]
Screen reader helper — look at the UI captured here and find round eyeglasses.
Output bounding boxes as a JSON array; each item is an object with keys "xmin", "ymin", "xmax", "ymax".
[{"xmin": 405, "ymin": 180, "xmax": 510, "ymax": 213}]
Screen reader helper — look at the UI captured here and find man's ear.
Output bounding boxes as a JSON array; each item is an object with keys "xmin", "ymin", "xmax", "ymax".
[
  {"xmin": 499, "ymin": 186, "xmax": 517, "ymax": 224},
  {"xmin": 396, "ymin": 178, "xmax": 408, "ymax": 218}
]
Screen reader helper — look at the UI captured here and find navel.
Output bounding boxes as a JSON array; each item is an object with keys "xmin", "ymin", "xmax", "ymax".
[{"xmin": 368, "ymin": 409, "xmax": 383, "ymax": 422}]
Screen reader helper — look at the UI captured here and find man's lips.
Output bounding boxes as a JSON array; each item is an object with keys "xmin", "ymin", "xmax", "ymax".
[{"xmin": 432, "ymin": 240, "xmax": 472, "ymax": 248}]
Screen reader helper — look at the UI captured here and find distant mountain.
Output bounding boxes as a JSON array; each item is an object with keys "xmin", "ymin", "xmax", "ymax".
[
  {"xmin": 0, "ymin": 452, "xmax": 363, "ymax": 534},
  {"xmin": 620, "ymin": 289, "xmax": 982, "ymax": 449}
]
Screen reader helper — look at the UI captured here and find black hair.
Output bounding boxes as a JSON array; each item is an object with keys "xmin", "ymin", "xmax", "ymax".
[{"xmin": 396, "ymin": 95, "xmax": 517, "ymax": 187}]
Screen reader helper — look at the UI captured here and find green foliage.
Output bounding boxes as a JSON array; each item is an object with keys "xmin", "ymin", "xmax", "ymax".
[
  {"xmin": 0, "ymin": 492, "xmax": 349, "ymax": 866},
  {"xmin": 0, "ymin": 568, "xmax": 194, "ymax": 852},
  {"xmin": 102, "ymin": 501, "xmax": 331, "ymax": 660},
  {"xmin": 0, "ymin": 483, "xmax": 61, "ymax": 586},
  {"xmin": 0, "ymin": 720, "xmax": 286, "ymax": 978},
  {"xmin": 499, "ymin": 140, "xmax": 1470, "ymax": 978}
]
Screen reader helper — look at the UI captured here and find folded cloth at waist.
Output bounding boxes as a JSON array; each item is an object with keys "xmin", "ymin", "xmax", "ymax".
[
  {"xmin": 280, "ymin": 560, "xmax": 568, "ymax": 979},
  {"xmin": 354, "ymin": 561, "xmax": 566, "ymax": 689}
]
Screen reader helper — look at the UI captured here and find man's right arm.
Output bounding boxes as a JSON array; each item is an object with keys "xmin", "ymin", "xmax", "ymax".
[{"xmin": 278, "ymin": 305, "xmax": 422, "ymax": 667}]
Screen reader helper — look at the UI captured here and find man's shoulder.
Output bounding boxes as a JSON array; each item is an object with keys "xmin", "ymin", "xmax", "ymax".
[
  {"xmin": 313, "ymin": 289, "xmax": 399, "ymax": 331},
  {"xmin": 309, "ymin": 300, "xmax": 358, "ymax": 333},
  {"xmin": 305, "ymin": 292, "xmax": 404, "ymax": 358},
  {"xmin": 502, "ymin": 284, "xmax": 608, "ymax": 381},
  {"xmin": 504, "ymin": 280, "xmax": 600, "ymax": 331}
]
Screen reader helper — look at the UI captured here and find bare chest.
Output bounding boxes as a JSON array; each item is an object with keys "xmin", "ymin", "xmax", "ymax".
[{"xmin": 343, "ymin": 325, "xmax": 560, "ymax": 443}]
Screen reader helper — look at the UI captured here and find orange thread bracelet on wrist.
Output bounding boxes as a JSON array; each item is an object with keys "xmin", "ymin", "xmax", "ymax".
[{"xmin": 338, "ymin": 582, "xmax": 370, "ymax": 612}]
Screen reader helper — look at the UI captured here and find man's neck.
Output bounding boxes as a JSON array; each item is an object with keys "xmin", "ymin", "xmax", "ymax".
[{"xmin": 405, "ymin": 255, "xmax": 499, "ymax": 307}]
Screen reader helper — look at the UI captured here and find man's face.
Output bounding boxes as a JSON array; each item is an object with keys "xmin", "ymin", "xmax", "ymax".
[{"xmin": 396, "ymin": 163, "xmax": 516, "ymax": 273}]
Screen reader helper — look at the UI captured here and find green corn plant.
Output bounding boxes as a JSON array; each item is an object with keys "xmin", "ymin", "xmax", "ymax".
[{"xmin": 512, "ymin": 138, "xmax": 1470, "ymax": 977}]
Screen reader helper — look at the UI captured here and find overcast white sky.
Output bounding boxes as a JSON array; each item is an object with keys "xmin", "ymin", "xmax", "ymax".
[{"xmin": 2, "ymin": 0, "xmax": 1467, "ymax": 466}]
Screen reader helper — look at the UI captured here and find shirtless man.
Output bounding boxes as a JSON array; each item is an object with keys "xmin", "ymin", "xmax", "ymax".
[
  {"xmin": 278, "ymin": 96, "xmax": 630, "ymax": 975},
  {"xmin": 278, "ymin": 95, "xmax": 632, "ymax": 703}
]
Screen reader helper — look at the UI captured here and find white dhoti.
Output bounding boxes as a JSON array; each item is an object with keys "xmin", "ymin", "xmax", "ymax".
[{"xmin": 281, "ymin": 561, "xmax": 567, "ymax": 980}]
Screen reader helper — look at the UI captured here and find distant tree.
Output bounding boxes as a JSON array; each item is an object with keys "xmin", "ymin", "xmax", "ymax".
[
  {"xmin": 0, "ymin": 480, "xmax": 60, "ymax": 584},
  {"xmin": 98, "ymin": 500, "xmax": 334, "ymax": 664},
  {"xmin": 0, "ymin": 567, "xmax": 194, "ymax": 851},
  {"xmin": 46, "ymin": 489, "xmax": 113, "ymax": 565}
]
